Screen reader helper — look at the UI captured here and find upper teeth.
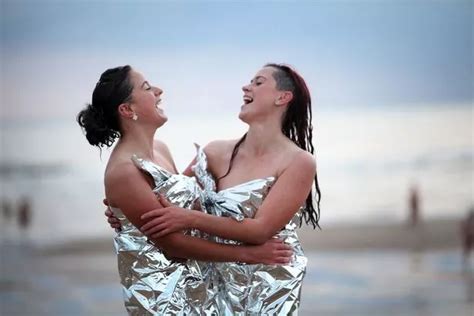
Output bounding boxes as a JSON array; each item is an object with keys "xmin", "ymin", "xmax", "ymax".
[{"xmin": 243, "ymin": 96, "xmax": 253, "ymax": 103}]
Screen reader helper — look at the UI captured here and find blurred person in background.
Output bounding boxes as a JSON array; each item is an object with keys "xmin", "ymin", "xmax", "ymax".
[
  {"xmin": 17, "ymin": 196, "xmax": 32, "ymax": 244},
  {"xmin": 461, "ymin": 207, "xmax": 474, "ymax": 266},
  {"xmin": 408, "ymin": 184, "xmax": 421, "ymax": 228},
  {"xmin": 1, "ymin": 199, "xmax": 13, "ymax": 242}
]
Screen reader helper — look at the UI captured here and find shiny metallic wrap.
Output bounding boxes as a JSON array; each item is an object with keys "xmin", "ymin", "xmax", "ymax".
[
  {"xmin": 193, "ymin": 146, "xmax": 308, "ymax": 315},
  {"xmin": 111, "ymin": 155, "xmax": 219, "ymax": 315}
]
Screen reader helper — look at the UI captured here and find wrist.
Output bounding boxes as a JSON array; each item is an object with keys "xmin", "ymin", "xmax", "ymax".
[
  {"xmin": 189, "ymin": 210, "xmax": 200, "ymax": 229},
  {"xmin": 240, "ymin": 246, "xmax": 255, "ymax": 264}
]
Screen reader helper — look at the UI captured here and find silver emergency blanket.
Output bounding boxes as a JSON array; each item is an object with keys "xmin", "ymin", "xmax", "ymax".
[
  {"xmin": 192, "ymin": 145, "xmax": 308, "ymax": 315},
  {"xmin": 111, "ymin": 155, "xmax": 219, "ymax": 315}
]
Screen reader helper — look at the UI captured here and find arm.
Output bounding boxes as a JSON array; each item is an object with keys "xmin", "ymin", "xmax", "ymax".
[
  {"xmin": 104, "ymin": 153, "xmax": 198, "ymax": 230},
  {"xmin": 106, "ymin": 163, "xmax": 291, "ymax": 263},
  {"xmin": 142, "ymin": 151, "xmax": 316, "ymax": 244},
  {"xmin": 103, "ymin": 154, "xmax": 196, "ymax": 231}
]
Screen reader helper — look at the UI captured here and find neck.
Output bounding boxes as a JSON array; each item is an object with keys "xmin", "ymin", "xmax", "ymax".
[
  {"xmin": 119, "ymin": 124, "xmax": 157, "ymax": 159},
  {"xmin": 243, "ymin": 118, "xmax": 287, "ymax": 156}
]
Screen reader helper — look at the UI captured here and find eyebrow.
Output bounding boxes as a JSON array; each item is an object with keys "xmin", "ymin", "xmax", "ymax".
[{"xmin": 251, "ymin": 76, "xmax": 266, "ymax": 83}]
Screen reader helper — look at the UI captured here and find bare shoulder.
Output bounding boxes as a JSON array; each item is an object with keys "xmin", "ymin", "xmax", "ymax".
[
  {"xmin": 203, "ymin": 139, "xmax": 238, "ymax": 158},
  {"xmin": 293, "ymin": 150, "xmax": 316, "ymax": 171},
  {"xmin": 282, "ymin": 146, "xmax": 316, "ymax": 176},
  {"xmin": 105, "ymin": 160, "xmax": 140, "ymax": 188}
]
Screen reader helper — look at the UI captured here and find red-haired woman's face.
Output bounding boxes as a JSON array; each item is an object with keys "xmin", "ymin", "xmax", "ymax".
[{"xmin": 239, "ymin": 67, "xmax": 282, "ymax": 123}]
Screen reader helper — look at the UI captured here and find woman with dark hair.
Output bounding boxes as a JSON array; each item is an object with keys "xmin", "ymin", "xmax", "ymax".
[
  {"xmin": 136, "ymin": 63, "xmax": 321, "ymax": 314},
  {"xmin": 77, "ymin": 65, "xmax": 292, "ymax": 315}
]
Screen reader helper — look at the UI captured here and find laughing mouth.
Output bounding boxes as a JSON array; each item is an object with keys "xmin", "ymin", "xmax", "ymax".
[
  {"xmin": 243, "ymin": 95, "xmax": 253, "ymax": 104},
  {"xmin": 155, "ymin": 99, "xmax": 164, "ymax": 111}
]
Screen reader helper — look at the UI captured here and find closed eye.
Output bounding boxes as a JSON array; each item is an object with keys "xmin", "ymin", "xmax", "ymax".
[{"xmin": 142, "ymin": 81, "xmax": 152, "ymax": 90}]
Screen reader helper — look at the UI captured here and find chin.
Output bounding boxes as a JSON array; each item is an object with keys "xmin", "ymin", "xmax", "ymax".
[
  {"xmin": 238, "ymin": 110, "xmax": 249, "ymax": 123},
  {"xmin": 156, "ymin": 115, "xmax": 168, "ymax": 127}
]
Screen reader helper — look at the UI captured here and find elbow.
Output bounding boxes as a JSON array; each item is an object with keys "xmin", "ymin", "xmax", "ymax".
[
  {"xmin": 247, "ymin": 226, "xmax": 273, "ymax": 245},
  {"xmin": 151, "ymin": 233, "xmax": 182, "ymax": 257}
]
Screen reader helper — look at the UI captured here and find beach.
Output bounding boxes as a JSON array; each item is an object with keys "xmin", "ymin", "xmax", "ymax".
[
  {"xmin": 1, "ymin": 1, "xmax": 472, "ymax": 315},
  {"xmin": 1, "ymin": 218, "xmax": 473, "ymax": 316}
]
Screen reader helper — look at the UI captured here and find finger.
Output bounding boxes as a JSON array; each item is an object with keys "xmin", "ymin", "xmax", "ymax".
[
  {"xmin": 269, "ymin": 238, "xmax": 284, "ymax": 244},
  {"xmin": 158, "ymin": 194, "xmax": 174, "ymax": 207},
  {"xmin": 105, "ymin": 208, "xmax": 112, "ymax": 216},
  {"xmin": 109, "ymin": 220, "xmax": 120, "ymax": 227},
  {"xmin": 276, "ymin": 243, "xmax": 292, "ymax": 251},
  {"xmin": 112, "ymin": 223, "xmax": 121, "ymax": 229},
  {"xmin": 155, "ymin": 199, "xmax": 164, "ymax": 209},
  {"xmin": 103, "ymin": 198, "xmax": 109, "ymax": 206},
  {"xmin": 143, "ymin": 223, "xmax": 168, "ymax": 236},
  {"xmin": 141, "ymin": 209, "xmax": 165, "ymax": 220},
  {"xmin": 274, "ymin": 257, "xmax": 291, "ymax": 264},
  {"xmin": 140, "ymin": 217, "xmax": 164, "ymax": 231},
  {"xmin": 276, "ymin": 250, "xmax": 293, "ymax": 257},
  {"xmin": 152, "ymin": 228, "xmax": 172, "ymax": 239}
]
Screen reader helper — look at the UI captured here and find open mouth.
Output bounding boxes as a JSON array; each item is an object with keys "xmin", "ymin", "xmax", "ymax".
[
  {"xmin": 243, "ymin": 95, "xmax": 253, "ymax": 105},
  {"xmin": 155, "ymin": 99, "xmax": 163, "ymax": 111}
]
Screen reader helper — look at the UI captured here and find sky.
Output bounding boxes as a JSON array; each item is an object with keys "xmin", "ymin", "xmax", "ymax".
[{"xmin": 0, "ymin": 0, "xmax": 472, "ymax": 120}]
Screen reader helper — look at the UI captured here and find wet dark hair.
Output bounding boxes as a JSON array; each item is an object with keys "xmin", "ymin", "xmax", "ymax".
[
  {"xmin": 77, "ymin": 65, "xmax": 133, "ymax": 148},
  {"xmin": 219, "ymin": 63, "xmax": 321, "ymax": 228}
]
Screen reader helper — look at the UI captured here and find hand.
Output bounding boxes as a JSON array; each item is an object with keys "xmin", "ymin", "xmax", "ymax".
[
  {"xmin": 245, "ymin": 238, "xmax": 293, "ymax": 265},
  {"xmin": 103, "ymin": 198, "xmax": 122, "ymax": 232},
  {"xmin": 140, "ymin": 194, "xmax": 193, "ymax": 238}
]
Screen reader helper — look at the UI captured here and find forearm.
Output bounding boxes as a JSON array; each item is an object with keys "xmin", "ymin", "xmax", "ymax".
[
  {"xmin": 191, "ymin": 211, "xmax": 270, "ymax": 244},
  {"xmin": 153, "ymin": 232, "xmax": 253, "ymax": 262}
]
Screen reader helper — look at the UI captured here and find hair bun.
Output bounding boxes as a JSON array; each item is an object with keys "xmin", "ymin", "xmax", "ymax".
[
  {"xmin": 77, "ymin": 103, "xmax": 120, "ymax": 148},
  {"xmin": 77, "ymin": 65, "xmax": 132, "ymax": 149}
]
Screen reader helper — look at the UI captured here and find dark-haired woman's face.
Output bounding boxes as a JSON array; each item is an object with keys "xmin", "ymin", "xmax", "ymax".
[
  {"xmin": 239, "ymin": 67, "xmax": 281, "ymax": 123},
  {"xmin": 128, "ymin": 70, "xmax": 167, "ymax": 127}
]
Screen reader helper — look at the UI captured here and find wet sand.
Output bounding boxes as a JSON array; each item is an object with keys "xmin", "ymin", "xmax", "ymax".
[
  {"xmin": 298, "ymin": 218, "xmax": 462, "ymax": 250},
  {"xmin": 1, "ymin": 218, "xmax": 473, "ymax": 315}
]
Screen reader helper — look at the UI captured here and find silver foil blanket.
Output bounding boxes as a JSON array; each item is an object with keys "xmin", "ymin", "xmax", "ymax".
[
  {"xmin": 111, "ymin": 155, "xmax": 219, "ymax": 315},
  {"xmin": 192, "ymin": 146, "xmax": 308, "ymax": 315}
]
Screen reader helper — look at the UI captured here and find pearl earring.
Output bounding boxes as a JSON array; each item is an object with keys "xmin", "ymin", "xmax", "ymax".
[{"xmin": 132, "ymin": 113, "xmax": 138, "ymax": 121}]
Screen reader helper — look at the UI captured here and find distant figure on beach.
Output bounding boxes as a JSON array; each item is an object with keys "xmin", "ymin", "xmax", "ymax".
[
  {"xmin": 17, "ymin": 197, "xmax": 32, "ymax": 232},
  {"xmin": 2, "ymin": 200, "xmax": 13, "ymax": 221},
  {"xmin": 2, "ymin": 200, "xmax": 13, "ymax": 241},
  {"xmin": 460, "ymin": 207, "xmax": 474, "ymax": 264},
  {"xmin": 408, "ymin": 184, "xmax": 421, "ymax": 228}
]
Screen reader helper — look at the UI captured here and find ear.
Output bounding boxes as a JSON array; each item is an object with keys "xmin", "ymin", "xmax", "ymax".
[
  {"xmin": 275, "ymin": 91, "xmax": 293, "ymax": 106},
  {"xmin": 117, "ymin": 103, "xmax": 134, "ymax": 119}
]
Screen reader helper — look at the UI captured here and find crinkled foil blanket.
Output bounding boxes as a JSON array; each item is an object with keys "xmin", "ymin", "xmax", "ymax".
[{"xmin": 111, "ymin": 147, "xmax": 307, "ymax": 315}]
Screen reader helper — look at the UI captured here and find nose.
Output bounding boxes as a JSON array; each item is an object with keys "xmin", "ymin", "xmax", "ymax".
[
  {"xmin": 242, "ymin": 84, "xmax": 250, "ymax": 92},
  {"xmin": 154, "ymin": 86, "xmax": 163, "ymax": 96}
]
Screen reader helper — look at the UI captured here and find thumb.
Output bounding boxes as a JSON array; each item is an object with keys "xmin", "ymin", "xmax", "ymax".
[
  {"xmin": 158, "ymin": 194, "xmax": 173, "ymax": 207},
  {"xmin": 103, "ymin": 198, "xmax": 109, "ymax": 206}
]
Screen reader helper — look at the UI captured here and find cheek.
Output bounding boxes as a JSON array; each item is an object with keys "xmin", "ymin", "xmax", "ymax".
[{"xmin": 258, "ymin": 86, "xmax": 277, "ymax": 100}]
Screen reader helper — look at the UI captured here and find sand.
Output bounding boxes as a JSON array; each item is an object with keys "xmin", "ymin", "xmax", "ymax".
[{"xmin": 2, "ymin": 217, "xmax": 473, "ymax": 316}]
